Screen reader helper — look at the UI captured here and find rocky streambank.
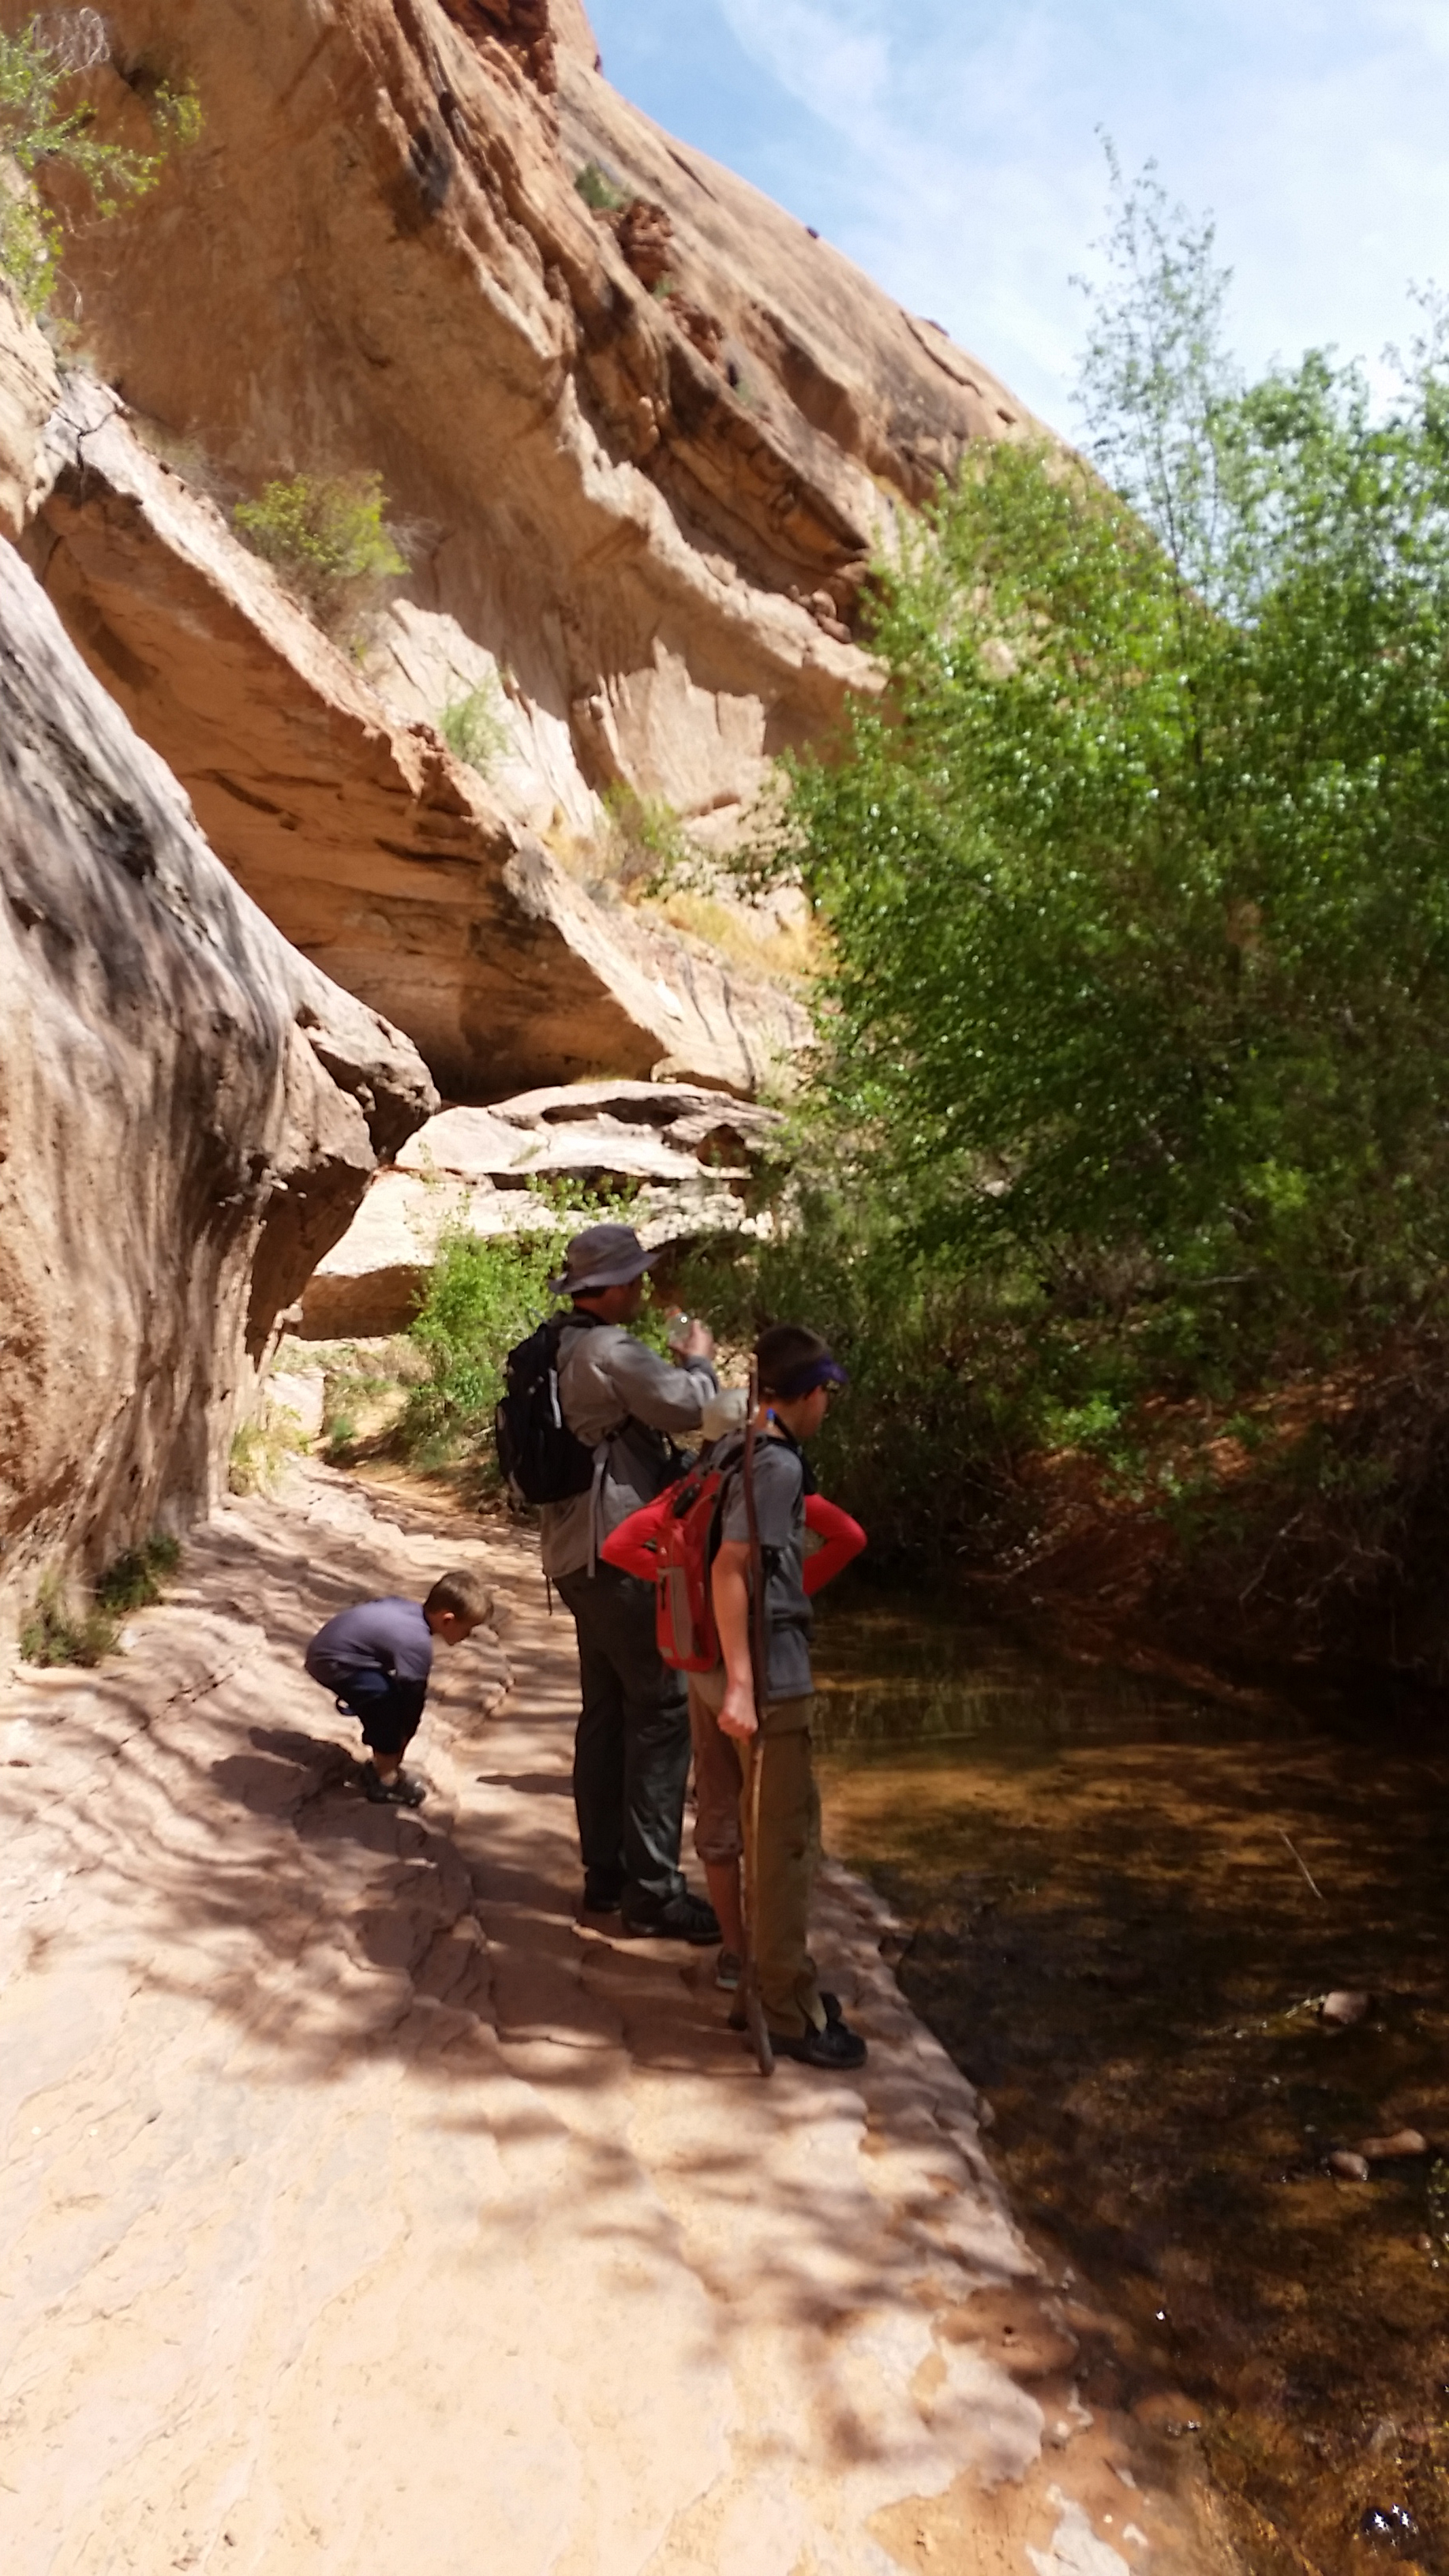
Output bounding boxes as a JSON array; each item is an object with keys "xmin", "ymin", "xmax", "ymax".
[{"xmin": 0, "ymin": 1457, "xmax": 1237, "ymax": 2575}]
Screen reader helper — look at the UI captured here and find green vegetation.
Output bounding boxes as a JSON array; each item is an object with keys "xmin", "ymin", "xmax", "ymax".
[
  {"xmin": 0, "ymin": 17, "xmax": 182, "ymax": 312},
  {"xmin": 232, "ymin": 471, "xmax": 406, "ymax": 631},
  {"xmin": 18, "ymin": 1531, "xmax": 182, "ymax": 1666},
  {"xmin": 144, "ymin": 77, "xmax": 203, "ymax": 151},
  {"xmin": 686, "ymin": 159, "xmax": 1449, "ymax": 1639},
  {"xmin": 599, "ymin": 785, "xmax": 694, "ymax": 895},
  {"xmin": 19, "ymin": 1574, "xmax": 118, "ymax": 1667},
  {"xmin": 575, "ymin": 159, "xmax": 625, "ymax": 213},
  {"xmin": 229, "ymin": 1412, "xmax": 308, "ymax": 1497},
  {"xmin": 391, "ymin": 1188, "xmax": 650, "ymax": 1478},
  {"xmin": 439, "ymin": 676, "xmax": 509, "ymax": 776},
  {"xmin": 95, "ymin": 1531, "xmax": 182, "ymax": 1612},
  {"xmin": 400, "ymin": 1211, "xmax": 578, "ymax": 1472}
]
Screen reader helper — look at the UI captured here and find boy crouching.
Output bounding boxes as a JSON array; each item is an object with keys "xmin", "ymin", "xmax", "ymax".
[{"xmin": 304, "ymin": 1569, "xmax": 494, "ymax": 1807}]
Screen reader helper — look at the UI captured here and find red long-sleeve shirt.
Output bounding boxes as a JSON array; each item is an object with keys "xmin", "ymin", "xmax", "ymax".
[{"xmin": 600, "ymin": 1483, "xmax": 867, "ymax": 1595}]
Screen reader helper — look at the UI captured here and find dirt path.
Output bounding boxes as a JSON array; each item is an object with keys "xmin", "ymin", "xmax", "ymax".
[{"xmin": 0, "ymin": 1462, "xmax": 1237, "ymax": 2574}]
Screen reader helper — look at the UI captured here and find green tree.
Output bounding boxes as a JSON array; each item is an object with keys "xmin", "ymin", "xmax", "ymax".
[
  {"xmin": 784, "ymin": 166, "xmax": 1449, "ymax": 1372},
  {"xmin": 0, "ymin": 18, "xmax": 176, "ymax": 311}
]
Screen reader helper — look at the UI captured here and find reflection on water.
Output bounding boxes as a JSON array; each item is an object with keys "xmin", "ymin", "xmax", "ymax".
[
  {"xmin": 813, "ymin": 1594, "xmax": 1302, "ymax": 1754},
  {"xmin": 813, "ymin": 1582, "xmax": 1449, "ymax": 2576}
]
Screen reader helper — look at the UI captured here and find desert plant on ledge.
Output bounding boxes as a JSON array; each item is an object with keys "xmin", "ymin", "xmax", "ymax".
[
  {"xmin": 232, "ymin": 470, "xmax": 406, "ymax": 633},
  {"xmin": 575, "ymin": 159, "xmax": 625, "ymax": 213},
  {"xmin": 439, "ymin": 676, "xmax": 509, "ymax": 777}
]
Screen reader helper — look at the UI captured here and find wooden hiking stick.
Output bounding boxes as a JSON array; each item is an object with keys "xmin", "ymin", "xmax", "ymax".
[{"xmin": 739, "ymin": 1361, "xmax": 774, "ymax": 2079}]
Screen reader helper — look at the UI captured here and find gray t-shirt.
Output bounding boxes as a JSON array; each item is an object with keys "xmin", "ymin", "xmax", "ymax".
[
  {"xmin": 720, "ymin": 1433, "xmax": 812, "ymax": 1702},
  {"xmin": 305, "ymin": 1597, "xmax": 433, "ymax": 1689}
]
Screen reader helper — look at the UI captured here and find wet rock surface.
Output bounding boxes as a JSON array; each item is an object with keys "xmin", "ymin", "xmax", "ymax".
[{"xmin": 0, "ymin": 1463, "xmax": 1230, "ymax": 2574}]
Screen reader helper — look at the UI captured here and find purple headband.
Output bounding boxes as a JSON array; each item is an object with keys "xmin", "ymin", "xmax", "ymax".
[{"xmin": 767, "ymin": 1354, "xmax": 848, "ymax": 1401}]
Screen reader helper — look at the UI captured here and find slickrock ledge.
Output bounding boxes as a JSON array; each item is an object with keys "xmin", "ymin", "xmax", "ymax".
[
  {"xmin": 22, "ymin": 377, "xmax": 807, "ymax": 1101},
  {"xmin": 0, "ymin": 1462, "xmax": 1235, "ymax": 2574}
]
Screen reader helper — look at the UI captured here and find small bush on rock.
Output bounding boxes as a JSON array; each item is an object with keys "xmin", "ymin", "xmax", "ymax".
[
  {"xmin": 232, "ymin": 471, "xmax": 406, "ymax": 632},
  {"xmin": 575, "ymin": 159, "xmax": 625, "ymax": 212},
  {"xmin": 440, "ymin": 678, "xmax": 509, "ymax": 777},
  {"xmin": 599, "ymin": 785, "xmax": 693, "ymax": 896},
  {"xmin": 229, "ymin": 1414, "xmax": 306, "ymax": 1497},
  {"xmin": 94, "ymin": 1532, "xmax": 181, "ymax": 1612},
  {"xmin": 19, "ymin": 1574, "xmax": 118, "ymax": 1668}
]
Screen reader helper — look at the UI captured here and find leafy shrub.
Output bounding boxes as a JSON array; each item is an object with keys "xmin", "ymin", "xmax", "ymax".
[
  {"xmin": 439, "ymin": 677, "xmax": 509, "ymax": 776},
  {"xmin": 0, "ymin": 18, "xmax": 191, "ymax": 312},
  {"xmin": 400, "ymin": 1218, "xmax": 574, "ymax": 1470},
  {"xmin": 229, "ymin": 1414, "xmax": 306, "ymax": 1496},
  {"xmin": 399, "ymin": 1187, "xmax": 643, "ymax": 1473},
  {"xmin": 94, "ymin": 1531, "xmax": 181, "ymax": 1612},
  {"xmin": 144, "ymin": 77, "xmax": 203, "ymax": 149},
  {"xmin": 672, "ymin": 1176, "xmax": 1043, "ymax": 1571},
  {"xmin": 232, "ymin": 471, "xmax": 406, "ymax": 631},
  {"xmin": 19, "ymin": 1574, "xmax": 118, "ymax": 1668},
  {"xmin": 575, "ymin": 159, "xmax": 625, "ymax": 212},
  {"xmin": 598, "ymin": 785, "xmax": 694, "ymax": 895}
]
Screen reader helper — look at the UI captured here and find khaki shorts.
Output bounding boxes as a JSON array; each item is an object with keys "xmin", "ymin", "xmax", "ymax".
[
  {"xmin": 688, "ymin": 1671, "xmax": 815, "ymax": 1865},
  {"xmin": 687, "ymin": 1669, "xmax": 743, "ymax": 1864}
]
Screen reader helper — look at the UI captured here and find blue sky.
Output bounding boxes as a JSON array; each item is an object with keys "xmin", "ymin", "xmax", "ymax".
[{"xmin": 585, "ymin": 0, "xmax": 1449, "ymax": 437}]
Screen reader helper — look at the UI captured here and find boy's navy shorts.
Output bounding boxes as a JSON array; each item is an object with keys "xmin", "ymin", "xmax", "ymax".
[{"xmin": 330, "ymin": 1670, "xmax": 421, "ymax": 1758}]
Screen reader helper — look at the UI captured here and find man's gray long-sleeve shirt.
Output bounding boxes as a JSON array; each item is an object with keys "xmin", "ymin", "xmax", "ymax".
[{"xmin": 539, "ymin": 1321, "xmax": 717, "ymax": 1580}]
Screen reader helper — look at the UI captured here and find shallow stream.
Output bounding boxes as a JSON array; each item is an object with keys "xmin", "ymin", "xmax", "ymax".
[{"xmin": 812, "ymin": 1589, "xmax": 1449, "ymax": 2575}]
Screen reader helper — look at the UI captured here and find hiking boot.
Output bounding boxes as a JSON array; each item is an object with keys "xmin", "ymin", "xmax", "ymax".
[
  {"xmin": 620, "ymin": 1892, "xmax": 721, "ymax": 1945},
  {"xmin": 580, "ymin": 1877, "xmax": 623, "ymax": 1916},
  {"xmin": 766, "ymin": 2016, "xmax": 867, "ymax": 2071},
  {"xmin": 715, "ymin": 1949, "xmax": 742, "ymax": 1993},
  {"xmin": 360, "ymin": 1762, "xmax": 427, "ymax": 1808}
]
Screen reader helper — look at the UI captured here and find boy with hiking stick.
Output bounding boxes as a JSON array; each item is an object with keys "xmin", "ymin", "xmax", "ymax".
[{"xmin": 710, "ymin": 1325, "xmax": 869, "ymax": 2071}]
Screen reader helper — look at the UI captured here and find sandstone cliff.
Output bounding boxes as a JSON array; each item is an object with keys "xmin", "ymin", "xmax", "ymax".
[
  {"xmin": 17, "ymin": 0, "xmax": 1042, "ymax": 1101},
  {"xmin": 22, "ymin": 373, "xmax": 807, "ymax": 1099},
  {"xmin": 0, "ymin": 516, "xmax": 436, "ymax": 1620}
]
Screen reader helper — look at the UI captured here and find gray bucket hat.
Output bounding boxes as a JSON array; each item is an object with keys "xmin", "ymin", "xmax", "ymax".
[{"xmin": 550, "ymin": 1221, "xmax": 653, "ymax": 1297}]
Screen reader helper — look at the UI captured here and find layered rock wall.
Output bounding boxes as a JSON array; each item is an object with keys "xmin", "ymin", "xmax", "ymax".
[
  {"xmin": 0, "ymin": 527, "xmax": 435, "ymax": 1620},
  {"xmin": 22, "ymin": 376, "xmax": 804, "ymax": 1098},
  {"xmin": 20, "ymin": 0, "xmax": 1043, "ymax": 1101}
]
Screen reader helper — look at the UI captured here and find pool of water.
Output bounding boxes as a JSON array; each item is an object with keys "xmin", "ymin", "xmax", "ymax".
[{"xmin": 812, "ymin": 1584, "xmax": 1449, "ymax": 2576}]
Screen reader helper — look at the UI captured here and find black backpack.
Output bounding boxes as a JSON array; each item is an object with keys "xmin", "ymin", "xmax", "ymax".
[{"xmin": 495, "ymin": 1314, "xmax": 599, "ymax": 1506}]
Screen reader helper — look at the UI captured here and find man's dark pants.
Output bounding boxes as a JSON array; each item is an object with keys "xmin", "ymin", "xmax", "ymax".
[{"xmin": 556, "ymin": 1561, "xmax": 689, "ymax": 1911}]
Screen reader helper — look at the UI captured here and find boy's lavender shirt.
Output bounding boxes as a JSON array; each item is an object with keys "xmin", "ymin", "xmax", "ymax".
[{"xmin": 305, "ymin": 1597, "xmax": 433, "ymax": 1687}]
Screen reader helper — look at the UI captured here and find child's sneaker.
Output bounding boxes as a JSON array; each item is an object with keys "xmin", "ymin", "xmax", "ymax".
[
  {"xmin": 360, "ymin": 1762, "xmax": 427, "ymax": 1807},
  {"xmin": 715, "ymin": 1949, "xmax": 743, "ymax": 1992},
  {"xmin": 766, "ymin": 2016, "xmax": 867, "ymax": 2071}
]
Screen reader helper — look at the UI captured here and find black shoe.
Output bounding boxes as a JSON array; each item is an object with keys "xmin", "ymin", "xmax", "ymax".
[
  {"xmin": 581, "ymin": 1879, "xmax": 623, "ymax": 1915},
  {"xmin": 360, "ymin": 1762, "xmax": 426, "ymax": 1808},
  {"xmin": 766, "ymin": 2016, "xmax": 867, "ymax": 2070},
  {"xmin": 620, "ymin": 1892, "xmax": 721, "ymax": 1945}
]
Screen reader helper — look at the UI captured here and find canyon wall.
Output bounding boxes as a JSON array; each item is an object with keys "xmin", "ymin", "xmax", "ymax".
[
  {"xmin": 0, "ymin": 429, "xmax": 435, "ymax": 1618},
  {"xmin": 20, "ymin": 0, "xmax": 1043, "ymax": 1102}
]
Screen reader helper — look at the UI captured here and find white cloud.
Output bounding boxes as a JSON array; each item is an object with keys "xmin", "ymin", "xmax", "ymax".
[{"xmin": 704, "ymin": 0, "xmax": 1449, "ymax": 430}]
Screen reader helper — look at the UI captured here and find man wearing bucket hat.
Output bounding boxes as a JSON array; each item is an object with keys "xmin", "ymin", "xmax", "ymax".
[{"xmin": 542, "ymin": 1220, "xmax": 747, "ymax": 1941}]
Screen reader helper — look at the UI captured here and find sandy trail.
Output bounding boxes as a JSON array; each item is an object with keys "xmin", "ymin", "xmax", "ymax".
[{"xmin": 0, "ymin": 1462, "xmax": 1235, "ymax": 2574}]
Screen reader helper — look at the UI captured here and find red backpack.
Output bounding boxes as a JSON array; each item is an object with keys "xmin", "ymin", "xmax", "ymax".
[{"xmin": 652, "ymin": 1438, "xmax": 745, "ymax": 1672}]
